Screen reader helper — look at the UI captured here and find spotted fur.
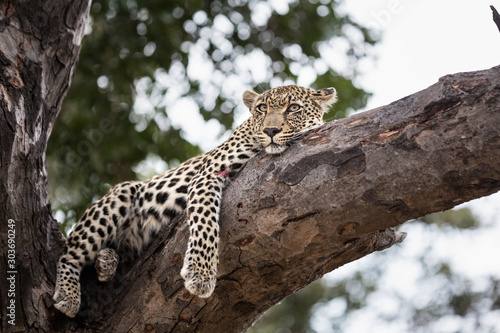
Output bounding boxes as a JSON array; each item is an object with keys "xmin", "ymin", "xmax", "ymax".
[{"xmin": 53, "ymin": 85, "xmax": 337, "ymax": 317}]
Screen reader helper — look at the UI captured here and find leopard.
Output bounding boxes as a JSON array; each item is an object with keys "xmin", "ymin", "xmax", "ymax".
[{"xmin": 53, "ymin": 85, "xmax": 337, "ymax": 318}]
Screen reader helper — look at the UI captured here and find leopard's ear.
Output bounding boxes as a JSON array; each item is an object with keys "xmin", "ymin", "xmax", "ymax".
[
  {"xmin": 311, "ymin": 87, "xmax": 337, "ymax": 113},
  {"xmin": 242, "ymin": 90, "xmax": 259, "ymax": 109}
]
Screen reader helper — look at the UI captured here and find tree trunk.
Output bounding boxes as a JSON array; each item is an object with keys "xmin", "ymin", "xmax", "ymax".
[
  {"xmin": 1, "ymin": 3, "xmax": 500, "ymax": 332},
  {"xmin": 0, "ymin": 1, "xmax": 91, "ymax": 332}
]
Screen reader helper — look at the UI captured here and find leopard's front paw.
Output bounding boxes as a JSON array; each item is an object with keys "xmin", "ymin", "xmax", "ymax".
[
  {"xmin": 53, "ymin": 286, "xmax": 81, "ymax": 318},
  {"xmin": 180, "ymin": 265, "xmax": 216, "ymax": 298}
]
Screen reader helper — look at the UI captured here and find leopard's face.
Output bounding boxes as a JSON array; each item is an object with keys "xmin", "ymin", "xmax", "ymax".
[{"xmin": 243, "ymin": 85, "xmax": 337, "ymax": 154}]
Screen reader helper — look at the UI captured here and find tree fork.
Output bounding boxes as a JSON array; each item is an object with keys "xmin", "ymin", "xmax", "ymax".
[{"xmin": 61, "ymin": 65, "xmax": 500, "ymax": 332}]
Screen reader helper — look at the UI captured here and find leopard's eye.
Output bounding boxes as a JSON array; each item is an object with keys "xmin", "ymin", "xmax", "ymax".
[
  {"xmin": 256, "ymin": 104, "xmax": 268, "ymax": 113},
  {"xmin": 286, "ymin": 104, "xmax": 301, "ymax": 113}
]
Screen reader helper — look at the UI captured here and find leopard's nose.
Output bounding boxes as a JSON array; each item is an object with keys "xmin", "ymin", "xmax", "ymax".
[{"xmin": 263, "ymin": 127, "xmax": 282, "ymax": 138}]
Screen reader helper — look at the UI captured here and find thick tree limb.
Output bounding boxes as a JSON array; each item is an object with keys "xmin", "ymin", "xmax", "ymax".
[{"xmin": 55, "ymin": 65, "xmax": 500, "ymax": 332}]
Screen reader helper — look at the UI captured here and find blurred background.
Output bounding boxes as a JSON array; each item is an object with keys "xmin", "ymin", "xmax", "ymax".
[{"xmin": 47, "ymin": 0, "xmax": 500, "ymax": 332}]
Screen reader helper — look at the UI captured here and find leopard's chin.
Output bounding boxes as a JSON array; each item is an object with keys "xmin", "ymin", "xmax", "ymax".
[{"xmin": 264, "ymin": 143, "xmax": 287, "ymax": 155}]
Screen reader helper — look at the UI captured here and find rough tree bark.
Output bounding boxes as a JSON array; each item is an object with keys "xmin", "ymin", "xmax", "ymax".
[
  {"xmin": 1, "ymin": 2, "xmax": 500, "ymax": 333},
  {"xmin": 0, "ymin": 0, "xmax": 91, "ymax": 332}
]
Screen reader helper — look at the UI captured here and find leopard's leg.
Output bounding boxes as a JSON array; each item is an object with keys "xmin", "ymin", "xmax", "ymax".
[
  {"xmin": 95, "ymin": 248, "xmax": 119, "ymax": 282},
  {"xmin": 54, "ymin": 214, "xmax": 116, "ymax": 317},
  {"xmin": 53, "ymin": 252, "xmax": 84, "ymax": 318},
  {"xmin": 181, "ymin": 174, "xmax": 223, "ymax": 298},
  {"xmin": 53, "ymin": 181, "xmax": 136, "ymax": 317}
]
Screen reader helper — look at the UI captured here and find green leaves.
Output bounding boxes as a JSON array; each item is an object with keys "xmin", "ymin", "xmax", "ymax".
[
  {"xmin": 420, "ymin": 208, "xmax": 479, "ymax": 229},
  {"xmin": 47, "ymin": 0, "xmax": 374, "ymax": 230}
]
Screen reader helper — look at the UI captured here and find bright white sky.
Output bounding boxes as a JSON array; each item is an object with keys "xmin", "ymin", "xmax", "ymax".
[{"xmin": 342, "ymin": 0, "xmax": 500, "ymax": 110}]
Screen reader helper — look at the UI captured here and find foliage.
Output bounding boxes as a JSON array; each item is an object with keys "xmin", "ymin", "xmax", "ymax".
[
  {"xmin": 46, "ymin": 0, "xmax": 375, "ymax": 232},
  {"xmin": 421, "ymin": 208, "xmax": 479, "ymax": 229}
]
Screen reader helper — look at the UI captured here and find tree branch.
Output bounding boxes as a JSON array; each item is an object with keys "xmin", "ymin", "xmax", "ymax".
[
  {"xmin": 58, "ymin": 65, "xmax": 500, "ymax": 332},
  {"xmin": 491, "ymin": 6, "xmax": 500, "ymax": 33}
]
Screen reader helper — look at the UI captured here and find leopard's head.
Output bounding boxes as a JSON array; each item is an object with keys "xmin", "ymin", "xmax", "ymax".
[{"xmin": 243, "ymin": 85, "xmax": 337, "ymax": 154}]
